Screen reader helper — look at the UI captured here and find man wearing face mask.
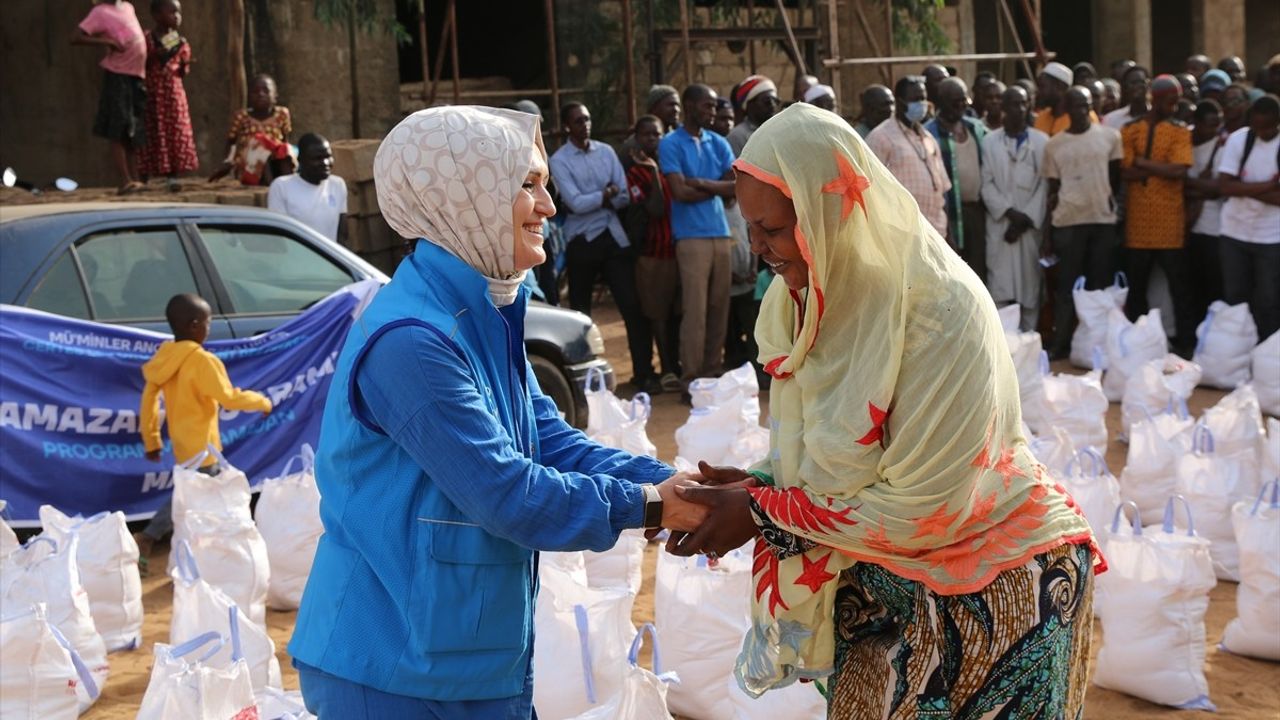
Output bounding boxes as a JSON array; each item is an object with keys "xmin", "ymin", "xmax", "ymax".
[{"xmin": 868, "ymin": 75, "xmax": 951, "ymax": 237}]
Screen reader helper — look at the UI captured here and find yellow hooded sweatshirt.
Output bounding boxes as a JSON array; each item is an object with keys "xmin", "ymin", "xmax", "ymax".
[{"xmin": 140, "ymin": 340, "xmax": 272, "ymax": 466}]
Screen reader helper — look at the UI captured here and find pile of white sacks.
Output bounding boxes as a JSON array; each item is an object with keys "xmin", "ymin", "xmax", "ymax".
[
  {"xmin": 533, "ymin": 365, "xmax": 826, "ymax": 720},
  {"xmin": 0, "ymin": 445, "xmax": 323, "ymax": 720},
  {"xmin": 1000, "ymin": 292, "xmax": 1280, "ymax": 712}
]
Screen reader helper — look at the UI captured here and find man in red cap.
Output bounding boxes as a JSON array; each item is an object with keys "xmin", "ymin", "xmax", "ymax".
[
  {"xmin": 726, "ymin": 74, "xmax": 780, "ymax": 156},
  {"xmin": 1120, "ymin": 74, "xmax": 1195, "ymax": 355}
]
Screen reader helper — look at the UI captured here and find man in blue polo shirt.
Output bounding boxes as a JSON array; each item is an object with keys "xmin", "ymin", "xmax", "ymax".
[{"xmin": 660, "ymin": 84, "xmax": 736, "ymax": 394}]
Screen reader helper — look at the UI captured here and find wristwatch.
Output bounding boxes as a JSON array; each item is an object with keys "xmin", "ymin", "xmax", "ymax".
[{"xmin": 642, "ymin": 484, "xmax": 664, "ymax": 529}]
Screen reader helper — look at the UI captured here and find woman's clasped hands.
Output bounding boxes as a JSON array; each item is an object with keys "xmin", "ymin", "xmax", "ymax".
[{"xmin": 650, "ymin": 461, "xmax": 763, "ymax": 559}]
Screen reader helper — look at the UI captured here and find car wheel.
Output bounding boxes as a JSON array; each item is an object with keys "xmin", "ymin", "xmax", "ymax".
[{"xmin": 530, "ymin": 354, "xmax": 577, "ymax": 428}]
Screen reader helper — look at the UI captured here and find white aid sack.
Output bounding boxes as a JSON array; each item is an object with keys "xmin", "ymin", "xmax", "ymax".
[
  {"xmin": 37, "ymin": 506, "xmax": 143, "ymax": 651},
  {"xmin": 1122, "ymin": 411, "xmax": 1195, "ymax": 525},
  {"xmin": 1093, "ymin": 498, "xmax": 1216, "ymax": 711},
  {"xmin": 532, "ymin": 555, "xmax": 635, "ymax": 720},
  {"xmin": 1061, "ymin": 448, "xmax": 1122, "ymax": 550},
  {"xmin": 1119, "ymin": 354, "xmax": 1200, "ymax": 441},
  {"xmin": 1254, "ymin": 330, "xmax": 1280, "ymax": 416},
  {"xmin": 1103, "ymin": 307, "xmax": 1168, "ymax": 402},
  {"xmin": 582, "ymin": 529, "xmax": 647, "ymax": 596},
  {"xmin": 255, "ymin": 687, "xmax": 317, "ymax": 720},
  {"xmin": 727, "ymin": 673, "xmax": 828, "ymax": 720},
  {"xmin": 1071, "ymin": 273, "xmax": 1129, "ymax": 369},
  {"xmin": 1042, "ymin": 369, "xmax": 1108, "ymax": 452},
  {"xmin": 573, "ymin": 624, "xmax": 678, "ymax": 720},
  {"xmin": 1221, "ymin": 480, "xmax": 1280, "ymax": 660},
  {"xmin": 1176, "ymin": 425, "xmax": 1259, "ymax": 581},
  {"xmin": 0, "ymin": 536, "xmax": 107, "ymax": 712},
  {"xmin": 1005, "ymin": 332, "xmax": 1048, "ymax": 434},
  {"xmin": 184, "ymin": 511, "xmax": 270, "ymax": 629},
  {"xmin": 0, "ymin": 503, "xmax": 17, "ymax": 559},
  {"xmin": 256, "ymin": 445, "xmax": 323, "ymax": 611},
  {"xmin": 654, "ymin": 545, "xmax": 754, "ymax": 720},
  {"xmin": 1193, "ymin": 300, "xmax": 1258, "ymax": 389},
  {"xmin": 136, "ymin": 629, "xmax": 259, "ymax": 720},
  {"xmin": 1264, "ymin": 418, "xmax": 1280, "ymax": 484},
  {"xmin": 688, "ymin": 362, "xmax": 762, "ymax": 426},
  {"xmin": 169, "ymin": 447, "xmax": 253, "ymax": 572},
  {"xmin": 171, "ymin": 541, "xmax": 282, "ymax": 692},
  {"xmin": 0, "ymin": 603, "xmax": 100, "ymax": 720},
  {"xmin": 1029, "ymin": 427, "xmax": 1078, "ymax": 479},
  {"xmin": 1201, "ymin": 384, "xmax": 1266, "ymax": 459},
  {"xmin": 584, "ymin": 368, "xmax": 658, "ymax": 457}
]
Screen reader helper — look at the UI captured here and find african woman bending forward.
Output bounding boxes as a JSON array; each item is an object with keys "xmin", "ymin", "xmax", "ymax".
[{"xmin": 670, "ymin": 103, "xmax": 1103, "ymax": 719}]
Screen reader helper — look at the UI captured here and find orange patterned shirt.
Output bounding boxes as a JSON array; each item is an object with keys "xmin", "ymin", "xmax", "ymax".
[{"xmin": 1121, "ymin": 118, "xmax": 1193, "ymax": 249}]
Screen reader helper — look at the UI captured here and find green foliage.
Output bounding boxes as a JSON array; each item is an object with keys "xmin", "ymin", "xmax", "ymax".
[
  {"xmin": 892, "ymin": 0, "xmax": 951, "ymax": 55},
  {"xmin": 313, "ymin": 0, "xmax": 410, "ymax": 44}
]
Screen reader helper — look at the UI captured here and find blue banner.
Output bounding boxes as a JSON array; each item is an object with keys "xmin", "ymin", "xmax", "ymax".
[{"xmin": 0, "ymin": 282, "xmax": 378, "ymax": 527}]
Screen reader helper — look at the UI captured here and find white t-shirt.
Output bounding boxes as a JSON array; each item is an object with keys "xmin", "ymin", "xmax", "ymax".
[
  {"xmin": 1216, "ymin": 127, "xmax": 1280, "ymax": 245},
  {"xmin": 1102, "ymin": 106, "xmax": 1139, "ymax": 130},
  {"xmin": 1043, "ymin": 124, "xmax": 1124, "ymax": 227},
  {"xmin": 267, "ymin": 174, "xmax": 348, "ymax": 242},
  {"xmin": 1189, "ymin": 137, "xmax": 1224, "ymax": 236}
]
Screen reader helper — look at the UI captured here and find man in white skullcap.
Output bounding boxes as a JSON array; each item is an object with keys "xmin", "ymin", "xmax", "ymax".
[
  {"xmin": 803, "ymin": 83, "xmax": 837, "ymax": 113},
  {"xmin": 1034, "ymin": 61, "xmax": 1097, "ymax": 136}
]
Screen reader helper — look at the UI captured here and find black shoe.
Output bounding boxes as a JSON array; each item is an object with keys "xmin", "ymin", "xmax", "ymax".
[
  {"xmin": 680, "ymin": 390, "xmax": 693, "ymax": 406},
  {"xmin": 635, "ymin": 375, "xmax": 664, "ymax": 396}
]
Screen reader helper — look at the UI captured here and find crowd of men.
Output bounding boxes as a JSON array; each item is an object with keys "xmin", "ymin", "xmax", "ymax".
[{"xmin": 538, "ymin": 53, "xmax": 1280, "ymax": 399}]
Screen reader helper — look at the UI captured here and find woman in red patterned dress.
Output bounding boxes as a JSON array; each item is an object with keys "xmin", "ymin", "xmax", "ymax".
[{"xmin": 139, "ymin": 0, "xmax": 198, "ymax": 190}]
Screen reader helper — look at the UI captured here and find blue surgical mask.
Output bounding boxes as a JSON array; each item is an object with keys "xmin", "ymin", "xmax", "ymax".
[{"xmin": 905, "ymin": 101, "xmax": 928, "ymax": 123}]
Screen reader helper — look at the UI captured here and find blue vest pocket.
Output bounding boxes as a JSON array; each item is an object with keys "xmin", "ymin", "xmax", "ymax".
[{"xmin": 415, "ymin": 521, "xmax": 532, "ymax": 653}]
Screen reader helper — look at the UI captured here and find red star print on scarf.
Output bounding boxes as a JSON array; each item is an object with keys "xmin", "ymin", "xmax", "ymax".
[
  {"xmin": 855, "ymin": 402, "xmax": 890, "ymax": 447},
  {"xmin": 748, "ymin": 486, "xmax": 859, "ymax": 535},
  {"xmin": 793, "ymin": 552, "xmax": 838, "ymax": 593},
  {"xmin": 911, "ymin": 503, "xmax": 963, "ymax": 539},
  {"xmin": 821, "ymin": 151, "xmax": 871, "ymax": 221},
  {"xmin": 753, "ymin": 537, "xmax": 790, "ymax": 616}
]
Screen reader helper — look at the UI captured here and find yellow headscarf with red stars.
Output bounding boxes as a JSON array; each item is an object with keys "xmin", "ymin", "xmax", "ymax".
[{"xmin": 730, "ymin": 103, "xmax": 1099, "ymax": 695}]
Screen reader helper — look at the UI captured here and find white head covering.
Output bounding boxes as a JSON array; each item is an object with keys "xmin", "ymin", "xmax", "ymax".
[
  {"xmin": 1041, "ymin": 61, "xmax": 1073, "ymax": 87},
  {"xmin": 374, "ymin": 106, "xmax": 545, "ymax": 306},
  {"xmin": 803, "ymin": 84, "xmax": 836, "ymax": 104}
]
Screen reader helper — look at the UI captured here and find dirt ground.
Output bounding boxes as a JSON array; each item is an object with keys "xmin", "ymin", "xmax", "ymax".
[{"xmin": 80, "ymin": 304, "xmax": 1279, "ymax": 719}]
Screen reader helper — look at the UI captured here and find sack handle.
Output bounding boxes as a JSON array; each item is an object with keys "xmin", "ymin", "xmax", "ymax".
[
  {"xmin": 1066, "ymin": 447, "xmax": 1106, "ymax": 480},
  {"xmin": 1072, "ymin": 275, "xmax": 1087, "ymax": 292},
  {"xmin": 627, "ymin": 623, "xmax": 681, "ymax": 685},
  {"xmin": 1109, "ymin": 501, "xmax": 1143, "ymax": 536},
  {"xmin": 1162, "ymin": 495, "xmax": 1197, "ymax": 537},
  {"xmin": 1191, "ymin": 423, "xmax": 1215, "ymax": 455},
  {"xmin": 1168, "ymin": 396, "xmax": 1190, "ymax": 420},
  {"xmin": 583, "ymin": 366, "xmax": 608, "ymax": 394},
  {"xmin": 572, "ymin": 603, "xmax": 597, "ymax": 705},
  {"xmin": 204, "ymin": 444, "xmax": 230, "ymax": 468},
  {"xmin": 1117, "ymin": 324, "xmax": 1132, "ymax": 357},
  {"xmin": 630, "ymin": 393, "xmax": 652, "ymax": 422},
  {"xmin": 1249, "ymin": 478, "xmax": 1280, "ymax": 516},
  {"xmin": 227, "ymin": 605, "xmax": 244, "ymax": 663},
  {"xmin": 48, "ymin": 621, "xmax": 101, "ymax": 700},
  {"xmin": 277, "ymin": 443, "xmax": 316, "ymax": 480},
  {"xmin": 1113, "ymin": 271, "xmax": 1128, "ymax": 289},
  {"xmin": 1091, "ymin": 346, "xmax": 1106, "ymax": 371},
  {"xmin": 175, "ymin": 539, "xmax": 201, "ymax": 584},
  {"xmin": 1038, "ymin": 350, "xmax": 1050, "ymax": 377},
  {"xmin": 178, "ymin": 449, "xmax": 210, "ymax": 470},
  {"xmin": 22, "ymin": 535, "xmax": 58, "ymax": 555},
  {"xmin": 169, "ymin": 630, "xmax": 225, "ymax": 664}
]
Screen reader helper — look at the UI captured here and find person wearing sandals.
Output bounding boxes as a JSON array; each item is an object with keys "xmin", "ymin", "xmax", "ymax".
[{"xmin": 72, "ymin": 0, "xmax": 148, "ymax": 195}]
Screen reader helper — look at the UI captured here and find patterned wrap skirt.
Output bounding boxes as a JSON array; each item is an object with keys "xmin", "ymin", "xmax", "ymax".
[{"xmin": 828, "ymin": 542, "xmax": 1094, "ymax": 720}]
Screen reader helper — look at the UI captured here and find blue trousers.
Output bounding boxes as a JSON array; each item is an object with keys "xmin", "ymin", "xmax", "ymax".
[{"xmin": 295, "ymin": 660, "xmax": 536, "ymax": 719}]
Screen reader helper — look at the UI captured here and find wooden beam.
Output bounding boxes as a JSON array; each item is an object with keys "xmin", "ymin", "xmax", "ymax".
[
  {"xmin": 678, "ymin": 0, "xmax": 692, "ymax": 85},
  {"xmin": 448, "ymin": 0, "xmax": 460, "ymax": 105},
  {"xmin": 996, "ymin": 0, "xmax": 1035, "ymax": 80},
  {"xmin": 622, "ymin": 0, "xmax": 636, "ymax": 128},
  {"xmin": 427, "ymin": 7, "xmax": 453, "ymax": 106},
  {"xmin": 823, "ymin": 51, "xmax": 1053, "ymax": 67},
  {"xmin": 827, "ymin": 0, "xmax": 841, "ymax": 106},
  {"xmin": 417, "ymin": 0, "xmax": 429, "ymax": 106},
  {"xmin": 545, "ymin": 0, "xmax": 561, "ymax": 141},
  {"xmin": 852, "ymin": 0, "xmax": 892, "ymax": 84},
  {"xmin": 774, "ymin": 0, "xmax": 808, "ymax": 77}
]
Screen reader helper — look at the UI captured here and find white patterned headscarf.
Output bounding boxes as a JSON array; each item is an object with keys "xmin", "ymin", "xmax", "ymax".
[{"xmin": 374, "ymin": 106, "xmax": 545, "ymax": 306}]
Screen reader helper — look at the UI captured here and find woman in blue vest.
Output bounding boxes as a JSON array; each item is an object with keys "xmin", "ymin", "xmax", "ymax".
[{"xmin": 288, "ymin": 106, "xmax": 707, "ymax": 718}]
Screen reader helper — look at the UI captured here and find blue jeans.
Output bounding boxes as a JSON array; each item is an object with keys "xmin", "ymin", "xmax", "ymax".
[
  {"xmin": 142, "ymin": 462, "xmax": 220, "ymax": 541},
  {"xmin": 295, "ymin": 660, "xmax": 536, "ymax": 720}
]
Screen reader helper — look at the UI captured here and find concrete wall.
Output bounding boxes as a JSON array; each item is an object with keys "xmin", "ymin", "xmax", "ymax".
[
  {"xmin": 1093, "ymin": 0, "xmax": 1152, "ymax": 70},
  {"xmin": 1192, "ymin": 0, "xmax": 1246, "ymax": 66},
  {"xmin": 0, "ymin": 0, "xmax": 399, "ymax": 188}
]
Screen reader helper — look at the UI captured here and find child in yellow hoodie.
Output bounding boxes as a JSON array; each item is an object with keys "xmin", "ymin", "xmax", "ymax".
[{"xmin": 135, "ymin": 293, "xmax": 272, "ymax": 563}]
